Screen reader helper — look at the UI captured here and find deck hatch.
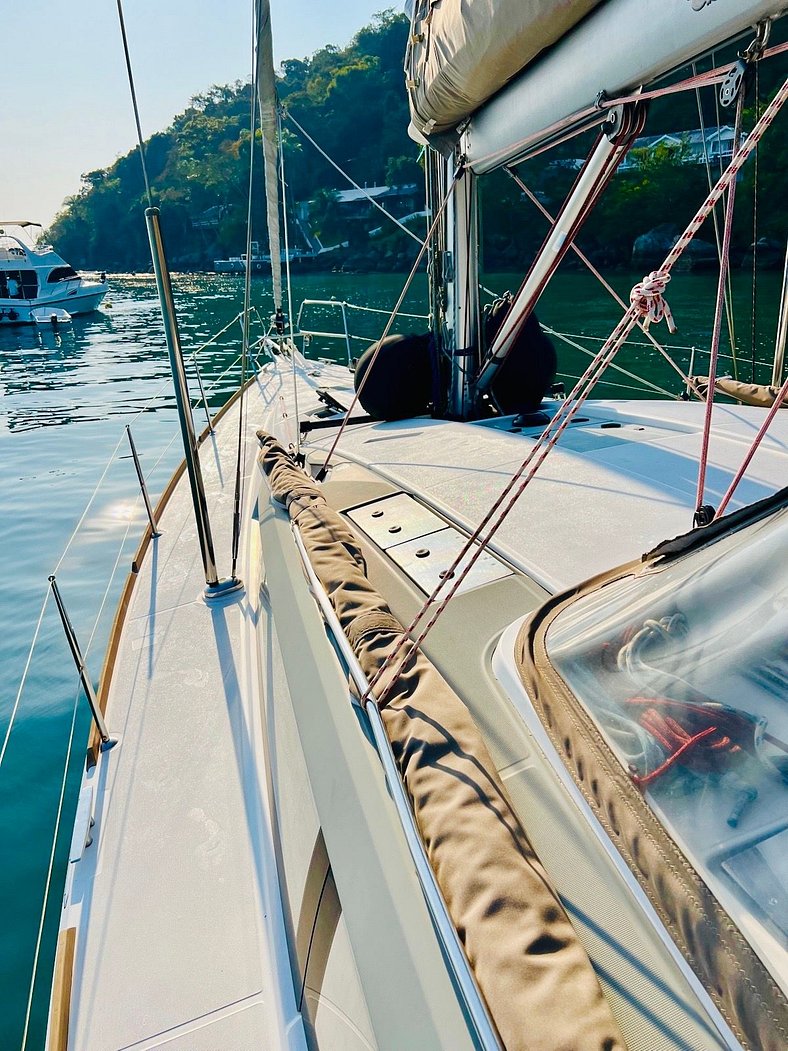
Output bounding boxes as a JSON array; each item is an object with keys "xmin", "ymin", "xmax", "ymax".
[
  {"xmin": 348, "ymin": 492, "xmax": 447, "ymax": 549},
  {"xmin": 348, "ymin": 493, "xmax": 512, "ymax": 594}
]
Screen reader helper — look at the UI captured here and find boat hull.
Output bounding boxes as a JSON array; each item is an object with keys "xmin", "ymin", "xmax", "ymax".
[{"xmin": 0, "ymin": 283, "xmax": 108, "ymax": 324}]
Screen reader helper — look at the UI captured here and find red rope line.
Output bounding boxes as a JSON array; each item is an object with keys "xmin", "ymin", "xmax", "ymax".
[
  {"xmin": 632, "ymin": 725, "xmax": 718, "ymax": 788},
  {"xmin": 714, "ymin": 369, "xmax": 788, "ymax": 519},
  {"xmin": 361, "ymin": 75, "xmax": 788, "ymax": 708}
]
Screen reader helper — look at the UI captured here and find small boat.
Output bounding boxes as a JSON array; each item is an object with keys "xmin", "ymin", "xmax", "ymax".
[
  {"xmin": 0, "ymin": 221, "xmax": 108, "ymax": 325},
  {"xmin": 214, "ymin": 241, "xmax": 316, "ymax": 272},
  {"xmin": 214, "ymin": 240, "xmax": 268, "ymax": 272}
]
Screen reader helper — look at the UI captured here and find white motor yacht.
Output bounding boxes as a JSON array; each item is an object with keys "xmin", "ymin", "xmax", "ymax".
[{"xmin": 0, "ymin": 221, "xmax": 108, "ymax": 325}]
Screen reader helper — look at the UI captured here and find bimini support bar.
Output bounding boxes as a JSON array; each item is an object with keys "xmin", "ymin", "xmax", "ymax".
[
  {"xmin": 474, "ymin": 104, "xmax": 644, "ymax": 401},
  {"xmin": 48, "ymin": 575, "xmax": 115, "ymax": 751},
  {"xmin": 290, "ymin": 523, "xmax": 503, "ymax": 1051},
  {"xmin": 145, "ymin": 207, "xmax": 241, "ymax": 598}
]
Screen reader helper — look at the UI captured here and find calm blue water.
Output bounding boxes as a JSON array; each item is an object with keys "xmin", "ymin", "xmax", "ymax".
[{"xmin": 0, "ymin": 268, "xmax": 780, "ymax": 1047}]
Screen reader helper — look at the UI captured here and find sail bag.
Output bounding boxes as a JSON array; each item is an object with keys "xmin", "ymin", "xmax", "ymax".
[
  {"xmin": 258, "ymin": 433, "xmax": 625, "ymax": 1051},
  {"xmin": 407, "ymin": 0, "xmax": 604, "ymax": 135}
]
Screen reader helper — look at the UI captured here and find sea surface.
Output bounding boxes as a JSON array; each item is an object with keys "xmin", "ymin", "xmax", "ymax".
[{"xmin": 0, "ymin": 268, "xmax": 781, "ymax": 1047}]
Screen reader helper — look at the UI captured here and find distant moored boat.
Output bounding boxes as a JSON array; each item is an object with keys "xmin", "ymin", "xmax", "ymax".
[{"xmin": 0, "ymin": 220, "xmax": 108, "ymax": 324}]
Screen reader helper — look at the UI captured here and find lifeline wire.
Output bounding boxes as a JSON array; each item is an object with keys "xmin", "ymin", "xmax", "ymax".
[
  {"xmin": 363, "ymin": 74, "xmax": 788, "ymax": 706},
  {"xmin": 232, "ymin": 7, "xmax": 259, "ymax": 581},
  {"xmin": 115, "ymin": 0, "xmax": 153, "ymax": 208},
  {"xmin": 316, "ymin": 167, "xmax": 463, "ymax": 481}
]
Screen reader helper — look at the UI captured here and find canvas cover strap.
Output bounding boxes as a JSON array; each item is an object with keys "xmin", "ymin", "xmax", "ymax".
[{"xmin": 258, "ymin": 432, "xmax": 626, "ymax": 1051}]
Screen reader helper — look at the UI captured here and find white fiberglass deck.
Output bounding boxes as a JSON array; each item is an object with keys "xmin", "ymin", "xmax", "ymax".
[
  {"xmin": 59, "ymin": 369, "xmax": 303, "ymax": 1050},
  {"xmin": 58, "ymin": 351, "xmax": 788, "ymax": 1048},
  {"xmin": 306, "ymin": 390, "xmax": 788, "ymax": 593}
]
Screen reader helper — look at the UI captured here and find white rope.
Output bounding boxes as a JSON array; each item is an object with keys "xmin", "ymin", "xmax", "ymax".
[
  {"xmin": 630, "ymin": 271, "xmax": 676, "ymax": 333},
  {"xmin": 0, "ymin": 589, "xmax": 50, "ymax": 769}
]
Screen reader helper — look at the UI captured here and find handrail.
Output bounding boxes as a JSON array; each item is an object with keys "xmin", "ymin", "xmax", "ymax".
[
  {"xmin": 294, "ymin": 298, "xmax": 429, "ymax": 367},
  {"xmin": 290, "ymin": 523, "xmax": 503, "ymax": 1051}
]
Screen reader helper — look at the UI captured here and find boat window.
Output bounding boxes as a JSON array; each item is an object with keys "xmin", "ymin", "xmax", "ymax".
[
  {"xmin": 545, "ymin": 506, "xmax": 788, "ymax": 968},
  {"xmin": 0, "ymin": 269, "xmax": 37, "ymax": 298},
  {"xmin": 47, "ymin": 266, "xmax": 78, "ymax": 283}
]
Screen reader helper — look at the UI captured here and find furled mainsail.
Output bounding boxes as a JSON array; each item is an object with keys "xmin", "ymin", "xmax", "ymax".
[
  {"xmin": 406, "ymin": 0, "xmax": 604, "ymax": 137},
  {"xmin": 255, "ymin": 0, "xmax": 282, "ymax": 312}
]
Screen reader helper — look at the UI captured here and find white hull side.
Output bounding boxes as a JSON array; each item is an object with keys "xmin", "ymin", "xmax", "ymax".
[{"xmin": 0, "ymin": 284, "xmax": 108, "ymax": 324}]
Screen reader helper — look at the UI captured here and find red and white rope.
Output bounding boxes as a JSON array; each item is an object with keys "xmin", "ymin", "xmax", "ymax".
[
  {"xmin": 361, "ymin": 74, "xmax": 788, "ymax": 707},
  {"xmin": 629, "ymin": 271, "xmax": 676, "ymax": 333},
  {"xmin": 714, "ymin": 371, "xmax": 788, "ymax": 520}
]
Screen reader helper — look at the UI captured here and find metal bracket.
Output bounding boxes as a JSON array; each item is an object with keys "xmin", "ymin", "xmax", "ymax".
[
  {"xmin": 721, "ymin": 22, "xmax": 771, "ymax": 108},
  {"xmin": 720, "ymin": 61, "xmax": 747, "ymax": 108}
]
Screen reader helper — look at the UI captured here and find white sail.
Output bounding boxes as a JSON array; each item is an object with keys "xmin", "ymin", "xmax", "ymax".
[
  {"xmin": 408, "ymin": 0, "xmax": 785, "ymax": 173},
  {"xmin": 255, "ymin": 0, "xmax": 282, "ymax": 312}
]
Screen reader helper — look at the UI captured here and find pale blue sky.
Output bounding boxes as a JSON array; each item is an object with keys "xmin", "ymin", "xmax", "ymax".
[{"xmin": 1, "ymin": 1, "xmax": 390, "ymax": 229}]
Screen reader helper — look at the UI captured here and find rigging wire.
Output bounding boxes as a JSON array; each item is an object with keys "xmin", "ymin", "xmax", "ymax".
[
  {"xmin": 20, "ymin": 684, "xmax": 81, "ymax": 1051},
  {"xmin": 695, "ymin": 90, "xmax": 745, "ymax": 520},
  {"xmin": 545, "ymin": 326, "xmax": 674, "ymax": 398},
  {"xmin": 19, "ymin": 507, "xmax": 137, "ymax": 1050},
  {"xmin": 285, "ymin": 110, "xmax": 425, "ymax": 247},
  {"xmin": 315, "ymin": 167, "xmax": 463, "ymax": 481},
  {"xmin": 360, "ymin": 74, "xmax": 788, "ymax": 707},
  {"xmin": 693, "ymin": 62, "xmax": 738, "ymax": 378},
  {"xmin": 114, "ymin": 0, "xmax": 153, "ymax": 208},
  {"xmin": 0, "ymin": 591, "xmax": 50, "ymax": 770},
  {"xmin": 506, "ymin": 168, "xmax": 702, "ymax": 397},
  {"xmin": 751, "ymin": 61, "xmax": 761, "ymax": 384},
  {"xmin": 231, "ymin": 12, "xmax": 259, "ymax": 581},
  {"xmin": 278, "ymin": 107, "xmax": 301, "ymax": 457}
]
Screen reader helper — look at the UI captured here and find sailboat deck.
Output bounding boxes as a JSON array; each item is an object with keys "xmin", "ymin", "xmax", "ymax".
[
  {"xmin": 57, "ymin": 353, "xmax": 788, "ymax": 1049},
  {"xmin": 307, "ymin": 390, "xmax": 788, "ymax": 594},
  {"xmin": 60, "ymin": 371, "xmax": 302, "ymax": 1050}
]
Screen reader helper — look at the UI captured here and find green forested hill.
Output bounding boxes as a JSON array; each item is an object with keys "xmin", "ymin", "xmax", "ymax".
[
  {"xmin": 47, "ymin": 9, "xmax": 788, "ymax": 274},
  {"xmin": 47, "ymin": 11, "xmax": 417, "ymax": 271}
]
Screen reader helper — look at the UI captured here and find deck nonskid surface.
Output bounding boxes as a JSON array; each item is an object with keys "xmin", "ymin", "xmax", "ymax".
[
  {"xmin": 64, "ymin": 370, "xmax": 300, "ymax": 1050},
  {"xmin": 303, "ymin": 391, "xmax": 788, "ymax": 593}
]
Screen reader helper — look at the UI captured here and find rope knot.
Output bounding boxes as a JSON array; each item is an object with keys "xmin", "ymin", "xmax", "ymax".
[{"xmin": 630, "ymin": 270, "xmax": 676, "ymax": 333}]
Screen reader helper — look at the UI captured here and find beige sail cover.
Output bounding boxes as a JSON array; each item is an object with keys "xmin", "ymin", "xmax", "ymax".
[
  {"xmin": 407, "ymin": 0, "xmax": 604, "ymax": 135},
  {"xmin": 258, "ymin": 432, "xmax": 625, "ymax": 1051},
  {"xmin": 693, "ymin": 375, "xmax": 788, "ymax": 408}
]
